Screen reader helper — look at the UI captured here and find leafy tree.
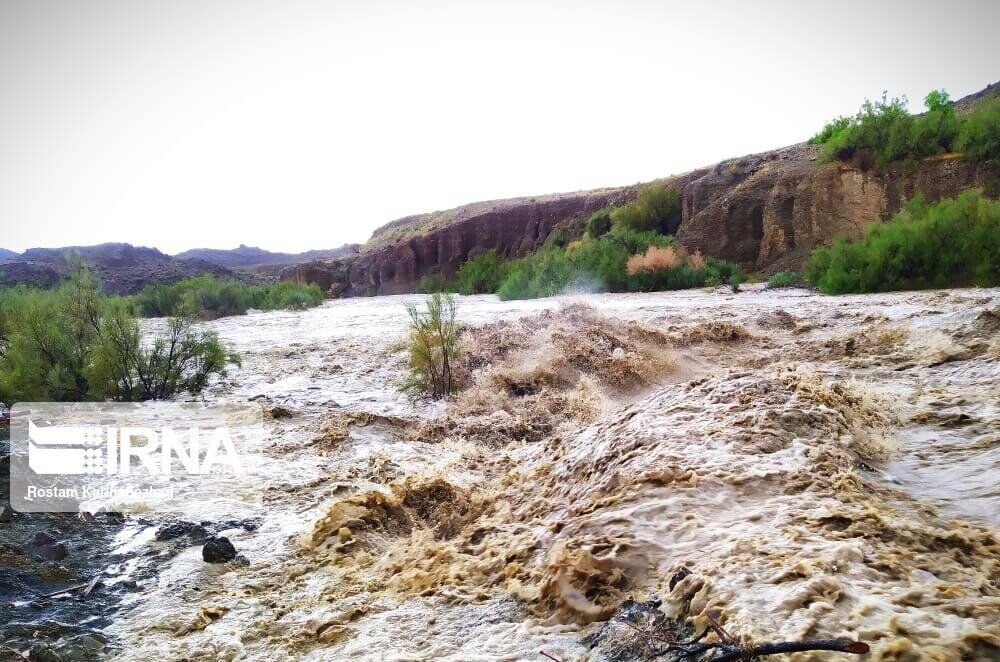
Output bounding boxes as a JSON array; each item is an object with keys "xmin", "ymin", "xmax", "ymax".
[
  {"xmin": 810, "ymin": 87, "xmax": 997, "ymax": 168},
  {"xmin": 955, "ymin": 99, "xmax": 1000, "ymax": 161},
  {"xmin": 133, "ymin": 276, "xmax": 323, "ymax": 319},
  {"xmin": 808, "ymin": 116, "xmax": 852, "ymax": 145},
  {"xmin": 0, "ymin": 264, "xmax": 238, "ymax": 402},
  {"xmin": 611, "ymin": 184, "xmax": 683, "ymax": 235}
]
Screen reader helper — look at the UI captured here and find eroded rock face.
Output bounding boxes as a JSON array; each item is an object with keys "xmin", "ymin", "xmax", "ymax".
[
  {"xmin": 283, "ymin": 187, "xmax": 642, "ymax": 296},
  {"xmin": 286, "ymin": 149, "xmax": 996, "ymax": 297},
  {"xmin": 678, "ymin": 147, "xmax": 998, "ymax": 271}
]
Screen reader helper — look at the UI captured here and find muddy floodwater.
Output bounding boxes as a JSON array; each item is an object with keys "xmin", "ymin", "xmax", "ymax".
[{"xmin": 3, "ymin": 285, "xmax": 999, "ymax": 661}]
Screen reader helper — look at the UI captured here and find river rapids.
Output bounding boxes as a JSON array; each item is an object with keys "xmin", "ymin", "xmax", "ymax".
[{"xmin": 3, "ymin": 285, "xmax": 999, "ymax": 661}]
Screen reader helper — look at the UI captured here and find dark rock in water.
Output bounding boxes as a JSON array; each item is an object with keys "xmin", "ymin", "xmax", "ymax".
[
  {"xmin": 155, "ymin": 521, "xmax": 209, "ymax": 543},
  {"xmin": 216, "ymin": 517, "xmax": 262, "ymax": 533},
  {"xmin": 28, "ymin": 531, "xmax": 58, "ymax": 546},
  {"xmin": 239, "ymin": 517, "xmax": 262, "ymax": 532},
  {"xmin": 37, "ymin": 543, "xmax": 68, "ymax": 562},
  {"xmin": 583, "ymin": 598, "xmax": 692, "ymax": 662},
  {"xmin": 202, "ymin": 536, "xmax": 237, "ymax": 563},
  {"xmin": 0, "ymin": 503, "xmax": 13, "ymax": 523},
  {"xmin": 25, "ymin": 531, "xmax": 68, "ymax": 562},
  {"xmin": 269, "ymin": 405, "xmax": 295, "ymax": 419}
]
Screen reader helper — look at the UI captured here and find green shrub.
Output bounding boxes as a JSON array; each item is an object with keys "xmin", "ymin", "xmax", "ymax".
[
  {"xmin": 133, "ymin": 276, "xmax": 323, "ymax": 319},
  {"xmin": 493, "ymin": 224, "xmax": 742, "ymax": 300},
  {"xmin": 401, "ymin": 293, "xmax": 460, "ymax": 400},
  {"xmin": 955, "ymin": 99, "xmax": 1000, "ymax": 161},
  {"xmin": 610, "ymin": 184, "xmax": 682, "ymax": 235},
  {"xmin": 766, "ymin": 271, "xmax": 801, "ymax": 288},
  {"xmin": 811, "ymin": 88, "xmax": 1000, "ymax": 169},
  {"xmin": 0, "ymin": 265, "xmax": 237, "ymax": 402},
  {"xmin": 456, "ymin": 250, "xmax": 508, "ymax": 294},
  {"xmin": 417, "ymin": 273, "xmax": 453, "ymax": 294},
  {"xmin": 808, "ymin": 116, "xmax": 852, "ymax": 145},
  {"xmin": 805, "ymin": 190, "xmax": 1000, "ymax": 294},
  {"xmin": 585, "ymin": 209, "xmax": 613, "ymax": 238}
]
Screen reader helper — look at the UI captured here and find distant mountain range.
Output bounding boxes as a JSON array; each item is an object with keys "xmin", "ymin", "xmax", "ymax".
[
  {"xmin": 173, "ymin": 243, "xmax": 359, "ymax": 268},
  {"xmin": 0, "ymin": 242, "xmax": 358, "ymax": 295}
]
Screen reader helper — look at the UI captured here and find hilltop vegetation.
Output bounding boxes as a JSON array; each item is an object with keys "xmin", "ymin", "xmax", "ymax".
[{"xmin": 810, "ymin": 89, "xmax": 1000, "ymax": 169}]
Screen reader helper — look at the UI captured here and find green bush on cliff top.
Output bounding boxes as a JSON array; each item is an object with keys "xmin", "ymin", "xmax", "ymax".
[
  {"xmin": 804, "ymin": 190, "xmax": 1000, "ymax": 294},
  {"xmin": 810, "ymin": 89, "xmax": 999, "ymax": 168}
]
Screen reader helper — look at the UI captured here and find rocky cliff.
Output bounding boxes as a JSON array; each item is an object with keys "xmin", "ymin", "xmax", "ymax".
[
  {"xmin": 283, "ymin": 186, "xmax": 652, "ymax": 296},
  {"xmin": 676, "ymin": 144, "xmax": 998, "ymax": 271},
  {"xmin": 284, "ymin": 153, "xmax": 997, "ymax": 297}
]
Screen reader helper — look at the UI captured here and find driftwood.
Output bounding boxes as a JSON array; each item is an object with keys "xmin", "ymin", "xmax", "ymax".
[
  {"xmin": 539, "ymin": 612, "xmax": 868, "ymax": 662},
  {"xmin": 621, "ymin": 613, "xmax": 869, "ymax": 661}
]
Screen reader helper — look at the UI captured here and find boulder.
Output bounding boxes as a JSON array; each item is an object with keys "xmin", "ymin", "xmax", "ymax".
[{"xmin": 202, "ymin": 536, "xmax": 237, "ymax": 563}]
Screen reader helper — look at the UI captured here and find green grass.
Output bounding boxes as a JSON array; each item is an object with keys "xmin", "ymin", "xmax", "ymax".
[{"xmin": 804, "ymin": 190, "xmax": 1000, "ymax": 294}]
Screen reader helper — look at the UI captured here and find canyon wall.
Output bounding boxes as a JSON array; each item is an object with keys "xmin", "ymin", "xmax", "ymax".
[
  {"xmin": 284, "ymin": 82, "xmax": 1000, "ymax": 297},
  {"xmin": 283, "ymin": 145, "xmax": 997, "ymax": 297}
]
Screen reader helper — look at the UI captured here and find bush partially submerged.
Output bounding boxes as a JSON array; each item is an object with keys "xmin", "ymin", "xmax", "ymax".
[
  {"xmin": 805, "ymin": 190, "xmax": 1000, "ymax": 294},
  {"xmin": 456, "ymin": 250, "xmax": 509, "ymax": 295},
  {"xmin": 766, "ymin": 271, "xmax": 801, "ymax": 289},
  {"xmin": 402, "ymin": 293, "xmax": 461, "ymax": 400},
  {"xmin": 134, "ymin": 275, "xmax": 323, "ymax": 319},
  {"xmin": 0, "ymin": 265, "xmax": 238, "ymax": 402}
]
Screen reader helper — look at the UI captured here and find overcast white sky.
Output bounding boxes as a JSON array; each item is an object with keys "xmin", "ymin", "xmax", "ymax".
[{"xmin": 1, "ymin": 0, "xmax": 997, "ymax": 254}]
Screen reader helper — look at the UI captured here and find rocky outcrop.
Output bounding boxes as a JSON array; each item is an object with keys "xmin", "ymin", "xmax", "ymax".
[
  {"xmin": 283, "ymin": 187, "xmax": 647, "ymax": 296},
  {"xmin": 676, "ymin": 146, "xmax": 998, "ymax": 271},
  {"xmin": 285, "ymin": 150, "xmax": 996, "ymax": 297}
]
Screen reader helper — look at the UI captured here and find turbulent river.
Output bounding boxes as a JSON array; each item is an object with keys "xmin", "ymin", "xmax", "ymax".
[{"xmin": 3, "ymin": 285, "xmax": 999, "ymax": 661}]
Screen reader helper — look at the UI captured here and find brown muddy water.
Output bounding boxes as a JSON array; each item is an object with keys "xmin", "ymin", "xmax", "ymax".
[{"xmin": 4, "ymin": 285, "xmax": 999, "ymax": 661}]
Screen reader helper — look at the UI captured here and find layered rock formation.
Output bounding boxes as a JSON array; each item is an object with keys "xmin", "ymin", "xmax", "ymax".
[
  {"xmin": 676, "ymin": 145, "xmax": 999, "ymax": 271},
  {"xmin": 283, "ymin": 187, "xmax": 646, "ymax": 296}
]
